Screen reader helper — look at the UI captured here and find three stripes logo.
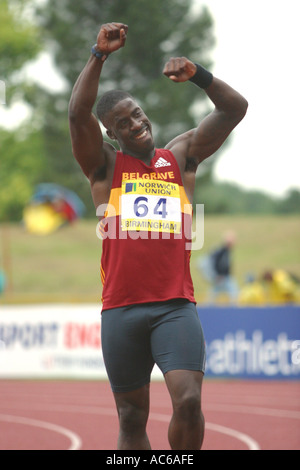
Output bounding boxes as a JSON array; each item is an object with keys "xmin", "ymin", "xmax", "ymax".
[{"xmin": 154, "ymin": 157, "xmax": 171, "ymax": 168}]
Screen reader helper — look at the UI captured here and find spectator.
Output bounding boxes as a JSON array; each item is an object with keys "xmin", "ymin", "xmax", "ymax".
[{"xmin": 198, "ymin": 231, "xmax": 239, "ymax": 304}]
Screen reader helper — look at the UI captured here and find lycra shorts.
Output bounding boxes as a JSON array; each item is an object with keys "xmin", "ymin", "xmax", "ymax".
[{"xmin": 101, "ymin": 299, "xmax": 206, "ymax": 393}]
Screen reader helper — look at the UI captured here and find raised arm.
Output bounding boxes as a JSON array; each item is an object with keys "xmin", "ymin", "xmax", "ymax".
[
  {"xmin": 68, "ymin": 23, "xmax": 128, "ymax": 180},
  {"xmin": 163, "ymin": 57, "xmax": 248, "ymax": 165}
]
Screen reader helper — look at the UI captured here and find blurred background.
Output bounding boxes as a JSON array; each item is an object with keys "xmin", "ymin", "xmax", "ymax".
[{"xmin": 0, "ymin": 0, "xmax": 299, "ymax": 306}]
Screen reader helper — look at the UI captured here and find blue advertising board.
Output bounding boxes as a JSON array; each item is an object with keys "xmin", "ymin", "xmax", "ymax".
[{"xmin": 197, "ymin": 305, "xmax": 300, "ymax": 379}]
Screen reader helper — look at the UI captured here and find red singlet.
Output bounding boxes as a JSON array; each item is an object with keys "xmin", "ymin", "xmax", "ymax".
[{"xmin": 99, "ymin": 149, "xmax": 196, "ymax": 310}]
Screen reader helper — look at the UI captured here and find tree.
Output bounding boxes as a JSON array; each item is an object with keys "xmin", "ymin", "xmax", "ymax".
[
  {"xmin": 277, "ymin": 189, "xmax": 300, "ymax": 214},
  {"xmin": 0, "ymin": 126, "xmax": 45, "ymax": 221},
  {"xmin": 34, "ymin": 0, "xmax": 215, "ymax": 215},
  {"xmin": 0, "ymin": 0, "xmax": 41, "ymax": 104},
  {"xmin": 0, "ymin": 0, "xmax": 44, "ymax": 222},
  {"xmin": 0, "ymin": 0, "xmax": 43, "ymax": 134}
]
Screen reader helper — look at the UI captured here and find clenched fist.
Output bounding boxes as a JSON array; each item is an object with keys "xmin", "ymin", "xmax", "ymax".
[
  {"xmin": 163, "ymin": 57, "xmax": 197, "ymax": 82},
  {"xmin": 97, "ymin": 22, "xmax": 128, "ymax": 55}
]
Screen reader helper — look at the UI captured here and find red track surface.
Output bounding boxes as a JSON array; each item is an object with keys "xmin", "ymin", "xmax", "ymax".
[{"xmin": 0, "ymin": 379, "xmax": 299, "ymax": 450}]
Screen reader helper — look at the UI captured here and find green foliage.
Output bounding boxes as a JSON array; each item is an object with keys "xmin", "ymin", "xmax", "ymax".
[
  {"xmin": 1, "ymin": 0, "xmax": 297, "ymax": 220},
  {"xmin": 194, "ymin": 180, "xmax": 300, "ymax": 214},
  {"xmin": 276, "ymin": 189, "xmax": 300, "ymax": 214},
  {"xmin": 1, "ymin": 0, "xmax": 216, "ymax": 220},
  {"xmin": 0, "ymin": 0, "xmax": 41, "ymax": 78},
  {"xmin": 0, "ymin": 1, "xmax": 44, "ymax": 222},
  {"xmin": 0, "ymin": 127, "xmax": 45, "ymax": 221},
  {"xmin": 32, "ymin": 0, "xmax": 215, "ymax": 216}
]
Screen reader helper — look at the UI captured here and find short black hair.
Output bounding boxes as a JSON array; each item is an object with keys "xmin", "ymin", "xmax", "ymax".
[{"xmin": 96, "ymin": 90, "xmax": 133, "ymax": 124}]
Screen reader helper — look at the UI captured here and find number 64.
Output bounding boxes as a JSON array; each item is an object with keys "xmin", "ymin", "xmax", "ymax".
[{"xmin": 134, "ymin": 197, "xmax": 168, "ymax": 218}]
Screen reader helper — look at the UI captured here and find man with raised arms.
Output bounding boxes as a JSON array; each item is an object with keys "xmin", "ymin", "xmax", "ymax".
[{"xmin": 69, "ymin": 22, "xmax": 248, "ymax": 450}]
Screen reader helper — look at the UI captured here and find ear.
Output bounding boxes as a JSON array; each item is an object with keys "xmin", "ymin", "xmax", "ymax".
[{"xmin": 106, "ymin": 129, "xmax": 116, "ymax": 140}]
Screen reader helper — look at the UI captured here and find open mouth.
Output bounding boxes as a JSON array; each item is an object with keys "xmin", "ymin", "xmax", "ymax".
[{"xmin": 133, "ymin": 127, "xmax": 149, "ymax": 140}]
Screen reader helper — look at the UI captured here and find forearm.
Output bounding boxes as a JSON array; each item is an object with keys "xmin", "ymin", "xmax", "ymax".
[
  {"xmin": 69, "ymin": 22, "xmax": 127, "ymax": 125},
  {"xmin": 68, "ymin": 55, "xmax": 104, "ymax": 123}
]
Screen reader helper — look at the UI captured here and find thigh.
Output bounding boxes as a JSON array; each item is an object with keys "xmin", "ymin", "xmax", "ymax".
[
  {"xmin": 101, "ymin": 305, "xmax": 154, "ymax": 393},
  {"xmin": 165, "ymin": 370, "xmax": 203, "ymax": 410},
  {"xmin": 150, "ymin": 300, "xmax": 206, "ymax": 375},
  {"xmin": 164, "ymin": 369, "xmax": 204, "ymax": 404}
]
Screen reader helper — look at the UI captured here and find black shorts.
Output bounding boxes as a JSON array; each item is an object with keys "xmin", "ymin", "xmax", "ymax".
[{"xmin": 101, "ymin": 299, "xmax": 206, "ymax": 393}]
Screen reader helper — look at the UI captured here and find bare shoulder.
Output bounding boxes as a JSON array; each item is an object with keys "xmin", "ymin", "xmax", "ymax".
[
  {"xmin": 165, "ymin": 129, "xmax": 195, "ymax": 152},
  {"xmin": 103, "ymin": 141, "xmax": 117, "ymax": 157},
  {"xmin": 165, "ymin": 129, "xmax": 197, "ymax": 172}
]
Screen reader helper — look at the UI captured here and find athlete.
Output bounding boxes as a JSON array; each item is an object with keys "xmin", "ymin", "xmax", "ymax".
[{"xmin": 68, "ymin": 22, "xmax": 248, "ymax": 450}]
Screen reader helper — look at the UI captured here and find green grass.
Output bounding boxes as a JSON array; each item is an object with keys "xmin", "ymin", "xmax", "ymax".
[{"xmin": 0, "ymin": 215, "xmax": 299, "ymax": 304}]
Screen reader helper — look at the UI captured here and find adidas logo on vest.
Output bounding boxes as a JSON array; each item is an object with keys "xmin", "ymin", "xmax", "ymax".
[{"xmin": 154, "ymin": 157, "xmax": 171, "ymax": 168}]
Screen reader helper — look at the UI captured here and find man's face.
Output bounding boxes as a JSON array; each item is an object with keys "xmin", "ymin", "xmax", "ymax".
[{"xmin": 104, "ymin": 98, "xmax": 154, "ymax": 157}]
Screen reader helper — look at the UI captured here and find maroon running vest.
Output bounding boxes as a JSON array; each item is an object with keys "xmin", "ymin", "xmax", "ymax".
[{"xmin": 99, "ymin": 148, "xmax": 195, "ymax": 310}]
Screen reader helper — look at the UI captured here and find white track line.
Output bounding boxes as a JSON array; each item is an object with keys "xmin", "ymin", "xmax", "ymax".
[
  {"xmin": 0, "ymin": 414, "xmax": 82, "ymax": 450},
  {"xmin": 205, "ymin": 423, "xmax": 260, "ymax": 450},
  {"xmin": 150, "ymin": 412, "xmax": 260, "ymax": 450},
  {"xmin": 0, "ymin": 407, "xmax": 260, "ymax": 450},
  {"xmin": 1, "ymin": 404, "xmax": 266, "ymax": 450}
]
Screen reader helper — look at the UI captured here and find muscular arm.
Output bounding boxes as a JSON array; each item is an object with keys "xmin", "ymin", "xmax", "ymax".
[
  {"xmin": 164, "ymin": 58, "xmax": 248, "ymax": 166},
  {"xmin": 188, "ymin": 76, "xmax": 248, "ymax": 162},
  {"xmin": 68, "ymin": 23, "xmax": 128, "ymax": 182},
  {"xmin": 68, "ymin": 56, "xmax": 106, "ymax": 180}
]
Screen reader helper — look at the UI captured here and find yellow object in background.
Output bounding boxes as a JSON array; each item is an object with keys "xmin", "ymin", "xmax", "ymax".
[
  {"xmin": 264, "ymin": 269, "xmax": 299, "ymax": 304},
  {"xmin": 23, "ymin": 203, "xmax": 65, "ymax": 235},
  {"xmin": 239, "ymin": 281, "xmax": 265, "ymax": 306}
]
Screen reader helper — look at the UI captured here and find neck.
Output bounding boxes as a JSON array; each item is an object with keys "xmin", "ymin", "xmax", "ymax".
[{"xmin": 121, "ymin": 147, "xmax": 156, "ymax": 165}]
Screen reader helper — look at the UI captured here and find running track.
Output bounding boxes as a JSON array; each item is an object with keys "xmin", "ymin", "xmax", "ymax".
[{"xmin": 0, "ymin": 379, "xmax": 299, "ymax": 450}]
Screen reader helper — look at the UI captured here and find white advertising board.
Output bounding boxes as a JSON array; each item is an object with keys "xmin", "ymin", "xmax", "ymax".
[{"xmin": 0, "ymin": 304, "xmax": 163, "ymax": 380}]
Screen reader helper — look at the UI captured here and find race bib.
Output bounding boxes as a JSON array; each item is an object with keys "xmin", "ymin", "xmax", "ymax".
[{"xmin": 121, "ymin": 179, "xmax": 181, "ymax": 234}]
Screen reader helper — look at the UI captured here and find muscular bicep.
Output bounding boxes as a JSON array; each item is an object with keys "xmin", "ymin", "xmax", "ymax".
[
  {"xmin": 189, "ymin": 77, "xmax": 248, "ymax": 163},
  {"xmin": 188, "ymin": 109, "xmax": 238, "ymax": 163},
  {"xmin": 69, "ymin": 112, "xmax": 105, "ymax": 179}
]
